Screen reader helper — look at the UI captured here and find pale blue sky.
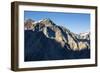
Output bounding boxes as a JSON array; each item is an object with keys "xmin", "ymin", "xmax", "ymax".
[{"xmin": 24, "ymin": 11, "xmax": 90, "ymax": 34}]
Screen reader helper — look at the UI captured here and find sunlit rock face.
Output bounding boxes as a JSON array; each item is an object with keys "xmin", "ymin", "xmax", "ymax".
[
  {"xmin": 24, "ymin": 18, "xmax": 90, "ymax": 61},
  {"xmin": 24, "ymin": 18, "xmax": 90, "ymax": 51}
]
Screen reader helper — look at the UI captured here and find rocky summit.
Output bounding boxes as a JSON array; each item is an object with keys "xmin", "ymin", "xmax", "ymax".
[{"xmin": 24, "ymin": 18, "xmax": 90, "ymax": 61}]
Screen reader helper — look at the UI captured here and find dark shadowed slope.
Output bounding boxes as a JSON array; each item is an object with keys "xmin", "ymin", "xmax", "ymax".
[{"xmin": 24, "ymin": 30, "xmax": 90, "ymax": 61}]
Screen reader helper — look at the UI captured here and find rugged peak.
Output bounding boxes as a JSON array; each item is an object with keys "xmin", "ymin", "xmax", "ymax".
[
  {"xmin": 25, "ymin": 19, "xmax": 35, "ymax": 24},
  {"xmin": 24, "ymin": 19, "xmax": 35, "ymax": 30},
  {"xmin": 79, "ymin": 32, "xmax": 90, "ymax": 35},
  {"xmin": 39, "ymin": 18, "xmax": 56, "ymax": 26},
  {"xmin": 78, "ymin": 32, "xmax": 90, "ymax": 40},
  {"xmin": 42, "ymin": 18, "xmax": 51, "ymax": 21},
  {"xmin": 42, "ymin": 18, "xmax": 53, "ymax": 22},
  {"xmin": 24, "ymin": 18, "xmax": 90, "ymax": 51}
]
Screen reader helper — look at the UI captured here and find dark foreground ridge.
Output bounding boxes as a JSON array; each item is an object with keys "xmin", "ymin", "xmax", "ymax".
[{"xmin": 24, "ymin": 30, "xmax": 90, "ymax": 61}]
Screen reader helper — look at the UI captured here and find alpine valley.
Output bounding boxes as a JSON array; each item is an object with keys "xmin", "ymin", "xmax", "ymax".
[{"xmin": 24, "ymin": 18, "xmax": 90, "ymax": 61}]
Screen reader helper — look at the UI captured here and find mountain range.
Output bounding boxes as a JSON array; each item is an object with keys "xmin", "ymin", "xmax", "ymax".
[{"xmin": 24, "ymin": 18, "xmax": 90, "ymax": 61}]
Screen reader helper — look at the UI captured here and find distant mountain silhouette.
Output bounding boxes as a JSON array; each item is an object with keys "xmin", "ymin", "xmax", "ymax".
[{"xmin": 24, "ymin": 18, "xmax": 90, "ymax": 61}]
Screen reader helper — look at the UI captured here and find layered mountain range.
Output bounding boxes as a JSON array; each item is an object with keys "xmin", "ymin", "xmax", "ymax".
[{"xmin": 24, "ymin": 18, "xmax": 90, "ymax": 61}]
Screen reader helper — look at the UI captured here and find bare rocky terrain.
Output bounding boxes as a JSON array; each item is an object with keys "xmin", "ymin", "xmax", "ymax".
[{"xmin": 24, "ymin": 18, "xmax": 90, "ymax": 61}]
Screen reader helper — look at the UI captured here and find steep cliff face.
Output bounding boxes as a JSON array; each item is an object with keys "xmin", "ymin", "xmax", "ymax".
[
  {"xmin": 25, "ymin": 18, "xmax": 90, "ymax": 51},
  {"xmin": 24, "ymin": 18, "xmax": 90, "ymax": 61}
]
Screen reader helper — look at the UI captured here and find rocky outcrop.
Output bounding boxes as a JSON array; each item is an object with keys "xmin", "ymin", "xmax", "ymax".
[{"xmin": 24, "ymin": 18, "xmax": 90, "ymax": 51}]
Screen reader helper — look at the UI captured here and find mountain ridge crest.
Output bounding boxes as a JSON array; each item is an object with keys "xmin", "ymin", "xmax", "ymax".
[{"xmin": 24, "ymin": 18, "xmax": 90, "ymax": 51}]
